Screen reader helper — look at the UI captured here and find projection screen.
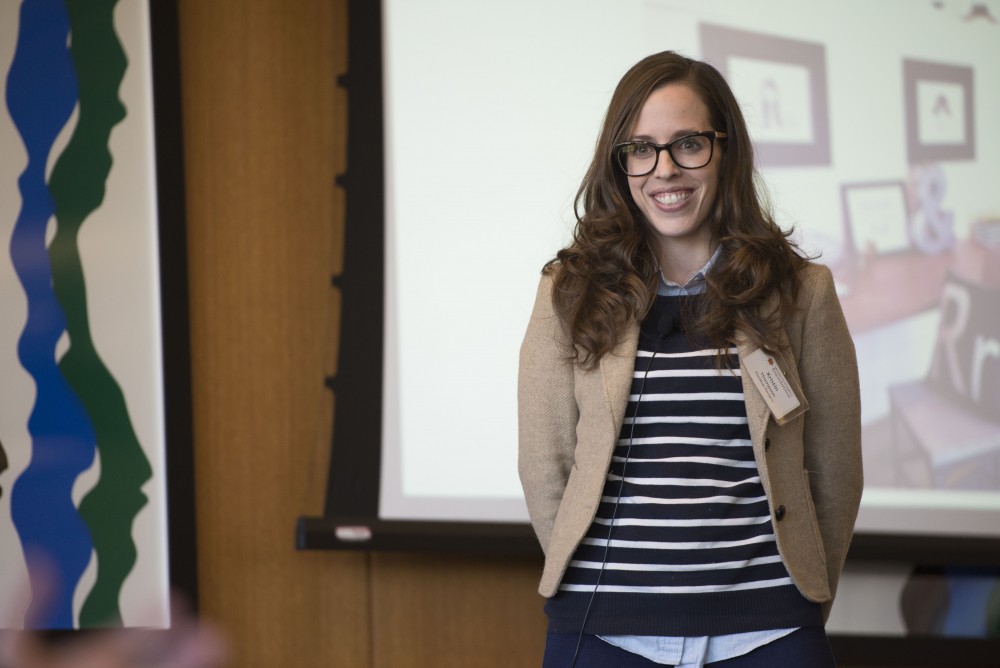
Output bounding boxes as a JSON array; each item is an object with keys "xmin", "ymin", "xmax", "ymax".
[{"xmin": 376, "ymin": 0, "xmax": 1000, "ymax": 546}]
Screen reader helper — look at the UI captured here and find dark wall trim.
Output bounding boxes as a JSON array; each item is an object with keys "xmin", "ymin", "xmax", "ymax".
[
  {"xmin": 318, "ymin": 0, "xmax": 386, "ymax": 520},
  {"xmin": 149, "ymin": 0, "xmax": 199, "ymax": 608}
]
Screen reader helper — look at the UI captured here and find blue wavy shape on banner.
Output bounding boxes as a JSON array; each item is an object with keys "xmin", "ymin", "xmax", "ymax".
[{"xmin": 7, "ymin": 0, "xmax": 97, "ymax": 629}]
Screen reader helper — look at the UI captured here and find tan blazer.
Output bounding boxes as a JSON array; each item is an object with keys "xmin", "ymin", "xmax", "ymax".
[{"xmin": 518, "ymin": 262, "xmax": 862, "ymax": 622}]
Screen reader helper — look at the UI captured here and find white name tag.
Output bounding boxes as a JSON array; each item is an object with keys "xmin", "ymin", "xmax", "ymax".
[{"xmin": 744, "ymin": 349, "xmax": 801, "ymax": 421}]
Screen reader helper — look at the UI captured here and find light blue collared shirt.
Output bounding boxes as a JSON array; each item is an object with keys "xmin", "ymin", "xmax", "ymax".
[
  {"xmin": 599, "ymin": 246, "xmax": 797, "ymax": 667},
  {"xmin": 656, "ymin": 245, "xmax": 720, "ymax": 297}
]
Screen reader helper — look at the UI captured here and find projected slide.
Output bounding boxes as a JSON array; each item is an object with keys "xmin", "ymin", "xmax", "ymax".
[{"xmin": 379, "ymin": 0, "xmax": 1000, "ymax": 541}]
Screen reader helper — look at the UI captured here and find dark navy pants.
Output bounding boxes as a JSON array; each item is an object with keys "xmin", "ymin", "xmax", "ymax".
[{"xmin": 542, "ymin": 627, "xmax": 837, "ymax": 667}]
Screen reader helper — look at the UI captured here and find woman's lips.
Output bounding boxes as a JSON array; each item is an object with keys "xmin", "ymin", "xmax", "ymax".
[{"xmin": 652, "ymin": 189, "xmax": 693, "ymax": 207}]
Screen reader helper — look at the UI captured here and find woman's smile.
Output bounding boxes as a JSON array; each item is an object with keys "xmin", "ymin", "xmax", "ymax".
[{"xmin": 651, "ymin": 187, "xmax": 693, "ymax": 208}]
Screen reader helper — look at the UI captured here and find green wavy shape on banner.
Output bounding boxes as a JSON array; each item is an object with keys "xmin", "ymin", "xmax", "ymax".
[{"xmin": 47, "ymin": 0, "xmax": 152, "ymax": 627}]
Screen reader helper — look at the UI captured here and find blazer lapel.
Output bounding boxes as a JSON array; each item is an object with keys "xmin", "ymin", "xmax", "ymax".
[
  {"xmin": 601, "ymin": 321, "xmax": 640, "ymax": 432},
  {"xmin": 736, "ymin": 327, "xmax": 806, "ymax": 450},
  {"xmin": 736, "ymin": 332, "xmax": 772, "ymax": 452}
]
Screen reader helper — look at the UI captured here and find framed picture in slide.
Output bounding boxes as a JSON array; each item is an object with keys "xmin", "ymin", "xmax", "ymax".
[
  {"xmin": 904, "ymin": 58, "xmax": 975, "ymax": 163},
  {"xmin": 700, "ymin": 23, "xmax": 831, "ymax": 167}
]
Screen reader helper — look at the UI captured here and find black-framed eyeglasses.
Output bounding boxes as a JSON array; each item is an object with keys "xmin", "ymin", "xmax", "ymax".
[{"xmin": 613, "ymin": 131, "xmax": 727, "ymax": 176}]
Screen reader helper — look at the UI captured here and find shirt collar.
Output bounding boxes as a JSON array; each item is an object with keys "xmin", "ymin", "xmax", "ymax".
[{"xmin": 657, "ymin": 245, "xmax": 721, "ymax": 297}]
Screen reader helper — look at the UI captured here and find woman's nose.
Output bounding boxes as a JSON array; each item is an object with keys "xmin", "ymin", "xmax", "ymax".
[{"xmin": 653, "ymin": 148, "xmax": 682, "ymax": 178}]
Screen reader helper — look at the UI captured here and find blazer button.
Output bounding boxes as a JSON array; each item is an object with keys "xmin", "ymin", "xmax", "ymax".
[
  {"xmin": 764, "ymin": 438, "xmax": 771, "ymax": 451},
  {"xmin": 775, "ymin": 505, "xmax": 786, "ymax": 521}
]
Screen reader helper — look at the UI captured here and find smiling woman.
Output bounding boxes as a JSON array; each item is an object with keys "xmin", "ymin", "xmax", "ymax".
[{"xmin": 519, "ymin": 50, "xmax": 862, "ymax": 667}]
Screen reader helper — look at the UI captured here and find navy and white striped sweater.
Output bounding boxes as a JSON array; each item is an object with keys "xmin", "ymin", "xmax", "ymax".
[{"xmin": 545, "ymin": 296, "xmax": 822, "ymax": 637}]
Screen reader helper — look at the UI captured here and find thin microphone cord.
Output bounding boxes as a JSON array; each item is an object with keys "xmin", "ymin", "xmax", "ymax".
[{"xmin": 568, "ymin": 312, "xmax": 676, "ymax": 668}]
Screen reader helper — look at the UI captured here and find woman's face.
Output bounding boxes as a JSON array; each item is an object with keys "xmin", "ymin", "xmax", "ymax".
[{"xmin": 626, "ymin": 83, "xmax": 721, "ymax": 260}]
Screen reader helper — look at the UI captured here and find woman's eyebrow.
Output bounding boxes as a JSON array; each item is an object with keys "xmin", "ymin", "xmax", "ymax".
[{"xmin": 626, "ymin": 129, "xmax": 701, "ymax": 143}]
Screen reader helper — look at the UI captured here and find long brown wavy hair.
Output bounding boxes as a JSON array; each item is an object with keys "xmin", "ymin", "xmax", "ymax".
[{"xmin": 546, "ymin": 51, "xmax": 808, "ymax": 368}]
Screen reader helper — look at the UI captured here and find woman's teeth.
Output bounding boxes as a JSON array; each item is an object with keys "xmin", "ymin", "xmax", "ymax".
[{"xmin": 653, "ymin": 191, "xmax": 691, "ymax": 205}]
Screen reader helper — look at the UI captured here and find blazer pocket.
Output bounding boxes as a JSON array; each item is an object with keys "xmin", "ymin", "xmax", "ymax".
[{"xmin": 800, "ymin": 469, "xmax": 829, "ymax": 572}]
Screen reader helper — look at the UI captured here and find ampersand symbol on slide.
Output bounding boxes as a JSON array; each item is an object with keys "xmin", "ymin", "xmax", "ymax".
[{"xmin": 908, "ymin": 163, "xmax": 955, "ymax": 255}]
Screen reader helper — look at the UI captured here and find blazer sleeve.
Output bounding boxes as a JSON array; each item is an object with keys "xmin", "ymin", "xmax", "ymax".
[
  {"xmin": 518, "ymin": 274, "xmax": 579, "ymax": 554},
  {"xmin": 797, "ymin": 265, "xmax": 864, "ymax": 604}
]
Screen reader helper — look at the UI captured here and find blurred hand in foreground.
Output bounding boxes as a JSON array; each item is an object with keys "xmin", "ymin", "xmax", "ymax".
[{"xmin": 0, "ymin": 596, "xmax": 228, "ymax": 668}]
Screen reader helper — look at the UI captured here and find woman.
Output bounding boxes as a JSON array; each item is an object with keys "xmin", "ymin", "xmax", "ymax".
[{"xmin": 518, "ymin": 51, "xmax": 862, "ymax": 667}]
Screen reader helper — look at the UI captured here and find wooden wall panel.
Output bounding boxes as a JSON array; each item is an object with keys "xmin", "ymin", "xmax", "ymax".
[
  {"xmin": 177, "ymin": 0, "xmax": 369, "ymax": 666},
  {"xmin": 370, "ymin": 553, "xmax": 547, "ymax": 667}
]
